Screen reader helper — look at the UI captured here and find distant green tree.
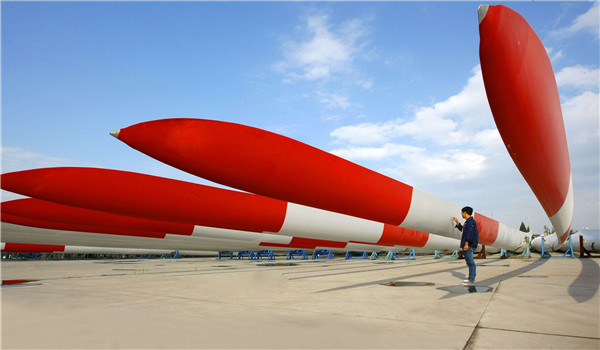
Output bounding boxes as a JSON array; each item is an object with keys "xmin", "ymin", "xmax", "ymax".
[
  {"xmin": 519, "ymin": 222, "xmax": 530, "ymax": 232},
  {"xmin": 543, "ymin": 225, "xmax": 555, "ymax": 236}
]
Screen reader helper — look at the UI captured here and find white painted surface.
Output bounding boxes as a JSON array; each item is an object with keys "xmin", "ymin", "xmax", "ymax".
[
  {"xmin": 401, "ymin": 188, "xmax": 463, "ymax": 240},
  {"xmin": 549, "ymin": 174, "xmax": 574, "ymax": 240},
  {"xmin": 279, "ymin": 203, "xmax": 384, "ymax": 243}
]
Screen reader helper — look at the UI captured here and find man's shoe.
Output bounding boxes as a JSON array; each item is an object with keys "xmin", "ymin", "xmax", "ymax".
[
  {"xmin": 463, "ymin": 279, "xmax": 470, "ymax": 283},
  {"xmin": 461, "ymin": 280, "xmax": 474, "ymax": 286}
]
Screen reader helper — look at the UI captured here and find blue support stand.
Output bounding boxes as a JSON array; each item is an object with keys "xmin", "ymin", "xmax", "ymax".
[
  {"xmin": 162, "ymin": 250, "xmax": 180, "ymax": 259},
  {"xmin": 345, "ymin": 251, "xmax": 368, "ymax": 259},
  {"xmin": 540, "ymin": 236, "xmax": 553, "ymax": 258},
  {"xmin": 540, "ymin": 235, "xmax": 574, "ymax": 259},
  {"xmin": 385, "ymin": 251, "xmax": 399, "ymax": 260},
  {"xmin": 312, "ymin": 250, "xmax": 334, "ymax": 260},
  {"xmin": 500, "ymin": 237, "xmax": 531, "ymax": 259},
  {"xmin": 287, "ymin": 250, "xmax": 307, "ymax": 260},
  {"xmin": 436, "ymin": 250, "xmax": 459, "ymax": 259},
  {"xmin": 385, "ymin": 249, "xmax": 416, "ymax": 260},
  {"xmin": 217, "ymin": 251, "xmax": 234, "ymax": 260},
  {"xmin": 236, "ymin": 251, "xmax": 255, "ymax": 260},
  {"xmin": 370, "ymin": 252, "xmax": 379, "ymax": 260},
  {"xmin": 521, "ymin": 237, "xmax": 531, "ymax": 258},
  {"xmin": 399, "ymin": 249, "xmax": 416, "ymax": 260},
  {"xmin": 254, "ymin": 250, "xmax": 275, "ymax": 260}
]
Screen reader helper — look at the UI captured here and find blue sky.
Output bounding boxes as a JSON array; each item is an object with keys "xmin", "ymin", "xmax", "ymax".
[{"xmin": 2, "ymin": 1, "xmax": 599, "ymax": 236}]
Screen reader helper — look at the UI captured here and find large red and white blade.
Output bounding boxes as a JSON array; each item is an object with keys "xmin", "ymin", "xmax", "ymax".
[
  {"xmin": 1, "ymin": 168, "xmax": 459, "ymax": 251},
  {"xmin": 479, "ymin": 4, "xmax": 573, "ymax": 243},
  {"xmin": 111, "ymin": 119, "xmax": 529, "ymax": 250}
]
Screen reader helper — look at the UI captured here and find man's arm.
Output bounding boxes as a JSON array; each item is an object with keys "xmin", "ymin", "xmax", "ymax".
[{"xmin": 452, "ymin": 217, "xmax": 463, "ymax": 231}]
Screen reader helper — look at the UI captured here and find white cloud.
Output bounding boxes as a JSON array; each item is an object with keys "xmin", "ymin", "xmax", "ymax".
[
  {"xmin": 328, "ymin": 79, "xmax": 598, "ymax": 232},
  {"xmin": 318, "ymin": 92, "xmax": 353, "ymax": 110},
  {"xmin": 330, "ymin": 143, "xmax": 422, "ymax": 161},
  {"xmin": 562, "ymin": 91, "xmax": 600, "ymax": 143},
  {"xmin": 1, "ymin": 146, "xmax": 76, "ymax": 174},
  {"xmin": 330, "ymin": 120, "xmax": 397, "ymax": 145},
  {"xmin": 275, "ymin": 14, "xmax": 370, "ymax": 81},
  {"xmin": 330, "ymin": 65, "xmax": 492, "ymax": 148},
  {"xmin": 327, "ymin": 65, "xmax": 498, "ymax": 185},
  {"xmin": 556, "ymin": 65, "xmax": 600, "ymax": 90},
  {"xmin": 472, "ymin": 128, "xmax": 504, "ymax": 153},
  {"xmin": 413, "ymin": 151, "xmax": 487, "ymax": 182},
  {"xmin": 546, "ymin": 47, "xmax": 565, "ymax": 63},
  {"xmin": 552, "ymin": 2, "xmax": 600, "ymax": 38},
  {"xmin": 379, "ymin": 149, "xmax": 488, "ymax": 184}
]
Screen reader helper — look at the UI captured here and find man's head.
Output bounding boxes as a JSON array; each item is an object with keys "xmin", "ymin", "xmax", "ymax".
[{"xmin": 461, "ymin": 206, "xmax": 473, "ymax": 219}]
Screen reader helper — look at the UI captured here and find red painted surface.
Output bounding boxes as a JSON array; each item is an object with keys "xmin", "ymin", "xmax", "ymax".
[
  {"xmin": 2, "ymin": 280, "xmax": 39, "ymax": 285},
  {"xmin": 351, "ymin": 224, "xmax": 429, "ymax": 247},
  {"xmin": 2, "ymin": 213, "xmax": 168, "ymax": 238},
  {"xmin": 2, "ymin": 243, "xmax": 65, "ymax": 253},
  {"xmin": 2, "ymin": 198, "xmax": 194, "ymax": 235},
  {"xmin": 480, "ymin": 5, "xmax": 571, "ymax": 241},
  {"xmin": 259, "ymin": 237, "xmax": 347, "ymax": 249},
  {"xmin": 116, "ymin": 119, "xmax": 414, "ymax": 226},
  {"xmin": 473, "ymin": 212, "xmax": 500, "ymax": 246},
  {"xmin": 1, "ymin": 167, "xmax": 287, "ymax": 233}
]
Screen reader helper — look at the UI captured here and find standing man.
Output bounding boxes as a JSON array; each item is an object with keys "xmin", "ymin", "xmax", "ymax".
[{"xmin": 452, "ymin": 206, "xmax": 479, "ymax": 286}]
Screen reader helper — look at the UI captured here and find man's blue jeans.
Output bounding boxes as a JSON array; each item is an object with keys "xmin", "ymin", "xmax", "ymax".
[{"xmin": 464, "ymin": 247, "xmax": 476, "ymax": 282}]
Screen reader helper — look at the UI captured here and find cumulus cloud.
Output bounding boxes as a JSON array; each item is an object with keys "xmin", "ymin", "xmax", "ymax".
[
  {"xmin": 552, "ymin": 2, "xmax": 599, "ymax": 38},
  {"xmin": 378, "ymin": 149, "xmax": 489, "ymax": 185},
  {"xmin": 556, "ymin": 65, "xmax": 600, "ymax": 90},
  {"xmin": 330, "ymin": 120, "xmax": 399, "ymax": 145},
  {"xmin": 330, "ymin": 65, "xmax": 492, "ymax": 149},
  {"xmin": 562, "ymin": 91, "xmax": 600, "ymax": 142},
  {"xmin": 327, "ymin": 65, "xmax": 497, "ymax": 184},
  {"xmin": 1, "ymin": 146, "xmax": 76, "ymax": 173},
  {"xmin": 318, "ymin": 92, "xmax": 353, "ymax": 110},
  {"xmin": 275, "ymin": 14, "xmax": 370, "ymax": 81},
  {"xmin": 330, "ymin": 143, "xmax": 423, "ymax": 161},
  {"xmin": 546, "ymin": 47, "xmax": 565, "ymax": 63},
  {"xmin": 326, "ymin": 59, "xmax": 598, "ymax": 231}
]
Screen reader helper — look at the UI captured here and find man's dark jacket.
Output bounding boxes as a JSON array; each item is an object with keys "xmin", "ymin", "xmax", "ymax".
[{"xmin": 456, "ymin": 216, "xmax": 479, "ymax": 249}]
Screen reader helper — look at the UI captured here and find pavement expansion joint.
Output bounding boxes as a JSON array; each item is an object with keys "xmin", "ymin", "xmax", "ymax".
[{"xmin": 475, "ymin": 326, "xmax": 600, "ymax": 340}]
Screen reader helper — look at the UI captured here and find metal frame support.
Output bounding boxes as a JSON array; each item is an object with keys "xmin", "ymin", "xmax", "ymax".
[
  {"xmin": 312, "ymin": 250, "xmax": 334, "ymax": 260},
  {"xmin": 579, "ymin": 235, "xmax": 600, "ymax": 258},
  {"xmin": 254, "ymin": 250, "xmax": 275, "ymax": 260},
  {"xmin": 385, "ymin": 249, "xmax": 416, "ymax": 261},
  {"xmin": 541, "ymin": 235, "xmax": 574, "ymax": 259},
  {"xmin": 345, "ymin": 251, "xmax": 368, "ymax": 259},
  {"xmin": 501, "ymin": 237, "xmax": 531, "ymax": 259},
  {"xmin": 540, "ymin": 236, "xmax": 553, "ymax": 258},
  {"xmin": 161, "ymin": 251, "xmax": 178, "ymax": 259},
  {"xmin": 474, "ymin": 246, "xmax": 486, "ymax": 259},
  {"xmin": 236, "ymin": 251, "xmax": 255, "ymax": 260},
  {"xmin": 217, "ymin": 251, "xmax": 234, "ymax": 260},
  {"xmin": 439, "ymin": 250, "xmax": 459, "ymax": 259},
  {"xmin": 370, "ymin": 252, "xmax": 379, "ymax": 260},
  {"xmin": 287, "ymin": 250, "xmax": 307, "ymax": 260},
  {"xmin": 521, "ymin": 237, "xmax": 531, "ymax": 258}
]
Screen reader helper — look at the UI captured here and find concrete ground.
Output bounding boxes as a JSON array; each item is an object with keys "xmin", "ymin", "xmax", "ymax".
[{"xmin": 1, "ymin": 254, "xmax": 599, "ymax": 349}]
